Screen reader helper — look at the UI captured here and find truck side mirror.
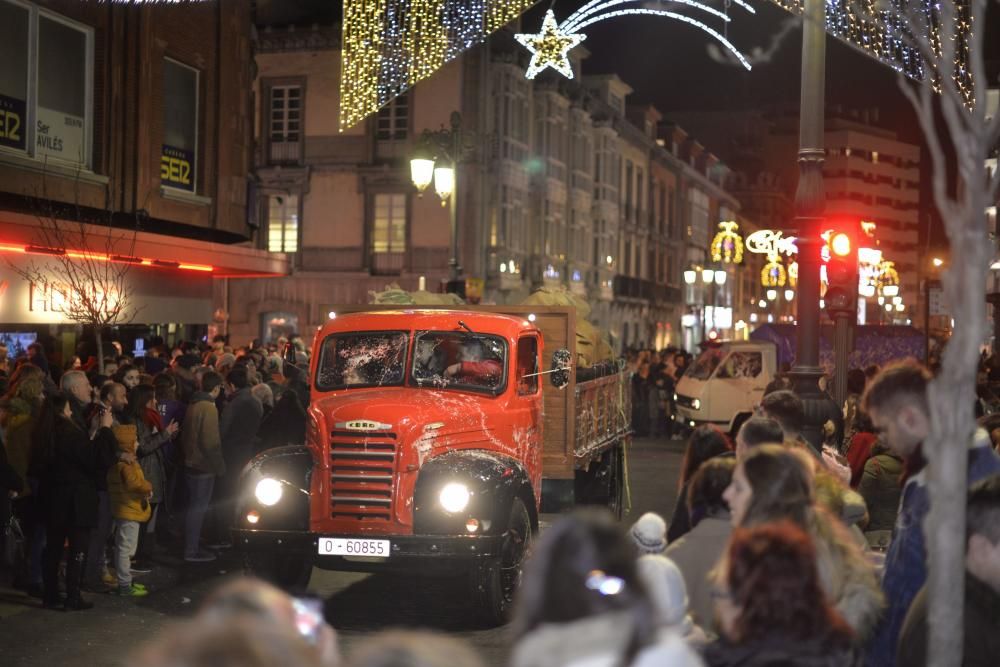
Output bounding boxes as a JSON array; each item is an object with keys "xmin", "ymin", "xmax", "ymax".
[{"xmin": 550, "ymin": 348, "xmax": 572, "ymax": 389}]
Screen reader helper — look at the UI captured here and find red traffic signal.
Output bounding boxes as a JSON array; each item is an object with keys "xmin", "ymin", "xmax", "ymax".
[{"xmin": 830, "ymin": 232, "xmax": 852, "ymax": 257}]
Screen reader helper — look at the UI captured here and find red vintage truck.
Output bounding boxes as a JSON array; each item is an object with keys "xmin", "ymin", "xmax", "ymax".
[{"xmin": 233, "ymin": 306, "xmax": 630, "ymax": 623}]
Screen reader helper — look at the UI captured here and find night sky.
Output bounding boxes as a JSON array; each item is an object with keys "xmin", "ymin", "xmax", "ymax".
[{"xmin": 259, "ymin": 1, "xmax": 1000, "ymax": 249}]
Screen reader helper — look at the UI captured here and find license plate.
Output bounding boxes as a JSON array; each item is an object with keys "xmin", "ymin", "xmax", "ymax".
[{"xmin": 317, "ymin": 537, "xmax": 390, "ymax": 557}]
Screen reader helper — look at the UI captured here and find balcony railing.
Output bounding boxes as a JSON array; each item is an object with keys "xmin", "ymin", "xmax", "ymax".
[
  {"xmin": 269, "ymin": 141, "xmax": 301, "ymax": 164},
  {"xmin": 370, "ymin": 251, "xmax": 406, "ymax": 275},
  {"xmin": 613, "ymin": 275, "xmax": 681, "ymax": 304}
]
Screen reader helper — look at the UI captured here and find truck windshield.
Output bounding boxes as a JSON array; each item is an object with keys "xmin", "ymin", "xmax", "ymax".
[
  {"xmin": 315, "ymin": 331, "xmax": 408, "ymax": 391},
  {"xmin": 410, "ymin": 331, "xmax": 506, "ymax": 393},
  {"xmin": 687, "ymin": 347, "xmax": 726, "ymax": 380}
]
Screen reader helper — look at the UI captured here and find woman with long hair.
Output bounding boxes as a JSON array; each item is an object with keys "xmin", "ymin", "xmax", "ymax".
[
  {"xmin": 36, "ymin": 393, "xmax": 114, "ymax": 610},
  {"xmin": 704, "ymin": 521, "xmax": 858, "ymax": 666},
  {"xmin": 722, "ymin": 445, "xmax": 884, "ymax": 643},
  {"xmin": 124, "ymin": 384, "xmax": 179, "ymax": 566},
  {"xmin": 510, "ymin": 510, "xmax": 703, "ymax": 667},
  {"xmin": 667, "ymin": 425, "xmax": 731, "ymax": 542}
]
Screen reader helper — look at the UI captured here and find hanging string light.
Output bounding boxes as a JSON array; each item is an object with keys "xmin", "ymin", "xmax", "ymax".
[{"xmin": 710, "ymin": 221, "xmax": 745, "ymax": 264}]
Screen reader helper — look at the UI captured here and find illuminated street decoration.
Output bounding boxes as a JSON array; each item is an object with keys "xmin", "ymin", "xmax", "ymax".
[
  {"xmin": 710, "ymin": 221, "xmax": 744, "ymax": 264},
  {"xmin": 515, "ymin": 0, "xmax": 753, "ymax": 79},
  {"xmin": 745, "ymin": 229, "xmax": 798, "ymax": 259},
  {"xmin": 340, "ymin": 1, "xmax": 974, "ymax": 130},
  {"xmin": 515, "ymin": 10, "xmax": 587, "ymax": 79},
  {"xmin": 768, "ymin": 0, "xmax": 974, "ymax": 107},
  {"xmin": 339, "ymin": 0, "xmax": 536, "ymax": 130},
  {"xmin": 788, "ymin": 261, "xmax": 798, "ymax": 288},
  {"xmin": 876, "ymin": 260, "xmax": 901, "ymax": 289},
  {"xmin": 761, "ymin": 258, "xmax": 788, "ymax": 288}
]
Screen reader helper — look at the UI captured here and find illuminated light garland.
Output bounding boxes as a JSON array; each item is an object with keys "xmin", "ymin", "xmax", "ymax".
[
  {"xmin": 518, "ymin": 0, "xmax": 754, "ymax": 78},
  {"xmin": 767, "ymin": 0, "xmax": 973, "ymax": 106},
  {"xmin": 568, "ymin": 9, "xmax": 752, "ymax": 71},
  {"xmin": 788, "ymin": 260, "xmax": 798, "ymax": 287},
  {"xmin": 339, "ymin": 0, "xmax": 536, "ymax": 130},
  {"xmin": 515, "ymin": 10, "xmax": 586, "ymax": 80},
  {"xmin": 876, "ymin": 260, "xmax": 900, "ymax": 288},
  {"xmin": 563, "ymin": 0, "xmax": 732, "ymax": 30},
  {"xmin": 710, "ymin": 221, "xmax": 745, "ymax": 264}
]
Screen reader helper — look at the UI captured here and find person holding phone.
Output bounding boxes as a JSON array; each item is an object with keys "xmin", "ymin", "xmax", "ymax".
[{"xmin": 124, "ymin": 384, "xmax": 179, "ymax": 569}]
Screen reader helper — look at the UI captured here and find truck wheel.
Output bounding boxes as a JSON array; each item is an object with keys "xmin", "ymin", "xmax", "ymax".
[
  {"xmin": 471, "ymin": 497, "xmax": 532, "ymax": 626},
  {"xmin": 245, "ymin": 552, "xmax": 313, "ymax": 592}
]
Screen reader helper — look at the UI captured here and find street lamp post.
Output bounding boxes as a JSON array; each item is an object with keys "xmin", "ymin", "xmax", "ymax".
[
  {"xmin": 790, "ymin": 0, "xmax": 840, "ymax": 448},
  {"xmin": 410, "ymin": 111, "xmax": 466, "ymax": 290}
]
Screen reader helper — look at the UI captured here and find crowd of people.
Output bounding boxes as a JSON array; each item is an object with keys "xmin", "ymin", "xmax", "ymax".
[
  {"xmin": 4, "ymin": 331, "xmax": 1000, "ymax": 667},
  {"xmin": 627, "ymin": 348, "xmax": 691, "ymax": 438},
  {"xmin": 0, "ymin": 334, "xmax": 311, "ymax": 609}
]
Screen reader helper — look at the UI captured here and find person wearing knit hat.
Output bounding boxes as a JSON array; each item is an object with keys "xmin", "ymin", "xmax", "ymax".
[
  {"xmin": 630, "ymin": 512, "xmax": 668, "ymax": 555},
  {"xmin": 637, "ymin": 555, "xmax": 708, "ymax": 646},
  {"xmin": 107, "ymin": 423, "xmax": 151, "ymax": 597}
]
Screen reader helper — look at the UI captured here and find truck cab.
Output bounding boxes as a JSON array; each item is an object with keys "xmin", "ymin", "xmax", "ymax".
[
  {"xmin": 674, "ymin": 340, "xmax": 776, "ymax": 434},
  {"xmin": 233, "ymin": 310, "xmax": 557, "ymax": 623}
]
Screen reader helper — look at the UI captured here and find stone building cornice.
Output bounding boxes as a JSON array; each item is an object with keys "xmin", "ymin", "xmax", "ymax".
[{"xmin": 256, "ymin": 24, "xmax": 341, "ymax": 53}]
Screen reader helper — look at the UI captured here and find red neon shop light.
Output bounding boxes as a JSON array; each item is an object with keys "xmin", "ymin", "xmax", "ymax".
[{"xmin": 0, "ymin": 242, "xmax": 213, "ymax": 272}]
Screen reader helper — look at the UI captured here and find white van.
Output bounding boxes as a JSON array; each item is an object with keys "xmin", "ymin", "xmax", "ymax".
[{"xmin": 674, "ymin": 340, "xmax": 777, "ymax": 434}]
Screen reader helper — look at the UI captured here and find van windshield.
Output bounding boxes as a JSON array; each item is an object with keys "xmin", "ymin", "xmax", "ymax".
[
  {"xmin": 410, "ymin": 331, "xmax": 506, "ymax": 393},
  {"xmin": 687, "ymin": 347, "xmax": 726, "ymax": 380},
  {"xmin": 315, "ymin": 331, "xmax": 408, "ymax": 391}
]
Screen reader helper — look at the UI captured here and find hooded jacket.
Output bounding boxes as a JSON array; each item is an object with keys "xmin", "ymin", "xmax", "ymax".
[
  {"xmin": 180, "ymin": 392, "xmax": 225, "ymax": 476},
  {"xmin": 510, "ymin": 611, "xmax": 705, "ymax": 667},
  {"xmin": 857, "ymin": 442, "xmax": 903, "ymax": 533},
  {"xmin": 107, "ymin": 424, "xmax": 152, "ymax": 522}
]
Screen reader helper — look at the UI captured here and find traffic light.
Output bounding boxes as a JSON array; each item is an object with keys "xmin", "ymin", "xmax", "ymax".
[{"xmin": 824, "ymin": 223, "xmax": 859, "ymax": 318}]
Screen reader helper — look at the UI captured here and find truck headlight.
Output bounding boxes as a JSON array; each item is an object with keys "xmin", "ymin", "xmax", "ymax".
[
  {"xmin": 255, "ymin": 478, "xmax": 283, "ymax": 506},
  {"xmin": 439, "ymin": 483, "xmax": 471, "ymax": 513},
  {"xmin": 692, "ymin": 399, "xmax": 701, "ymax": 410}
]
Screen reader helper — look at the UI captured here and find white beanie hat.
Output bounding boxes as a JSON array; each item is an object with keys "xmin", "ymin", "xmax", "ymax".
[
  {"xmin": 630, "ymin": 512, "xmax": 667, "ymax": 555},
  {"xmin": 637, "ymin": 554, "xmax": 690, "ymax": 628}
]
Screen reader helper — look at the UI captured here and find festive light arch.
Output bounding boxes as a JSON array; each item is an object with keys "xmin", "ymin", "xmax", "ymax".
[
  {"xmin": 338, "ymin": 1, "xmax": 974, "ymax": 128},
  {"xmin": 761, "ymin": 259, "xmax": 788, "ymax": 288}
]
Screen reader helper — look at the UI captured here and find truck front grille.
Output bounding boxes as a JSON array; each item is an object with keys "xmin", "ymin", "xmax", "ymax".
[{"xmin": 329, "ymin": 430, "xmax": 396, "ymax": 521}]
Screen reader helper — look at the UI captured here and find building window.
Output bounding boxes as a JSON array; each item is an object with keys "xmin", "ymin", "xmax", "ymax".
[
  {"xmin": 268, "ymin": 84, "xmax": 301, "ymax": 163},
  {"xmin": 267, "ymin": 195, "xmax": 298, "ymax": 253},
  {"xmin": 516, "ymin": 336, "xmax": 539, "ymax": 395},
  {"xmin": 376, "ymin": 94, "xmax": 408, "ymax": 141},
  {"xmin": 371, "ymin": 193, "xmax": 407, "ymax": 274},
  {"xmin": 0, "ymin": 2, "xmax": 93, "ymax": 168},
  {"xmin": 161, "ymin": 58, "xmax": 199, "ymax": 192}
]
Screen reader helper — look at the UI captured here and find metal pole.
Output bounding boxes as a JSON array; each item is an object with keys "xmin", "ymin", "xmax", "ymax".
[
  {"xmin": 788, "ymin": 0, "xmax": 839, "ymax": 451},
  {"xmin": 924, "ymin": 279, "xmax": 931, "ymax": 362},
  {"xmin": 448, "ymin": 111, "xmax": 462, "ymax": 283}
]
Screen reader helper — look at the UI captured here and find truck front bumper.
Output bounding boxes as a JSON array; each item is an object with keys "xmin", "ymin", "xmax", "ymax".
[{"xmin": 233, "ymin": 528, "xmax": 505, "ymax": 574}]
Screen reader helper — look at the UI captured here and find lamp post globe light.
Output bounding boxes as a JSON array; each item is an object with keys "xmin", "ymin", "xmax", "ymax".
[{"xmin": 409, "ymin": 111, "xmax": 468, "ymax": 291}]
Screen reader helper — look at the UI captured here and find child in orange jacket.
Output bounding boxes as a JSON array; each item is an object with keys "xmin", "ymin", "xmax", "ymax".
[{"xmin": 108, "ymin": 424, "xmax": 151, "ymax": 597}]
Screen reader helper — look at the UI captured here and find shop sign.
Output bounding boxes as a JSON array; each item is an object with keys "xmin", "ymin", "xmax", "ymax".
[
  {"xmin": 36, "ymin": 106, "xmax": 86, "ymax": 163},
  {"xmin": 0, "ymin": 93, "xmax": 27, "ymax": 152},
  {"xmin": 28, "ymin": 279, "xmax": 121, "ymax": 317},
  {"xmin": 161, "ymin": 144, "xmax": 195, "ymax": 192}
]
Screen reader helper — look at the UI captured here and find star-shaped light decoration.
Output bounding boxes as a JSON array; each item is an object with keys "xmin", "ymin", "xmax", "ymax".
[{"xmin": 515, "ymin": 10, "xmax": 586, "ymax": 80}]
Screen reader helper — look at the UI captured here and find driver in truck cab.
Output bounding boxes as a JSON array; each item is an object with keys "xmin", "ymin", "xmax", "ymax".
[{"xmin": 444, "ymin": 339, "xmax": 502, "ymax": 386}]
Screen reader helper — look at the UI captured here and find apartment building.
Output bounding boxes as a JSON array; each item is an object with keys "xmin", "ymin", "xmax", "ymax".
[
  {"xmin": 226, "ymin": 20, "xmax": 743, "ymax": 350},
  {"xmin": 0, "ymin": 0, "xmax": 284, "ymax": 360}
]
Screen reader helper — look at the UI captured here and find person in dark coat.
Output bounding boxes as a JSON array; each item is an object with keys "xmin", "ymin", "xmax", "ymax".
[
  {"xmin": 667, "ymin": 425, "xmax": 732, "ymax": 543},
  {"xmin": 896, "ymin": 474, "xmax": 1000, "ymax": 667},
  {"xmin": 255, "ymin": 385, "xmax": 308, "ymax": 453},
  {"xmin": 36, "ymin": 394, "xmax": 116, "ymax": 610},
  {"xmin": 703, "ymin": 521, "xmax": 859, "ymax": 667},
  {"xmin": 208, "ymin": 366, "xmax": 262, "ymax": 546}
]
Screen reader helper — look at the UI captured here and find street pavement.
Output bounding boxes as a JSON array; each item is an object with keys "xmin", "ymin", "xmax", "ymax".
[{"xmin": 0, "ymin": 436, "xmax": 685, "ymax": 666}]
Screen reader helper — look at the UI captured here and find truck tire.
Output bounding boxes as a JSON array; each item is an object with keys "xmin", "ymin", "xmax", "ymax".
[
  {"xmin": 471, "ymin": 497, "xmax": 532, "ymax": 626},
  {"xmin": 244, "ymin": 552, "xmax": 313, "ymax": 592}
]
